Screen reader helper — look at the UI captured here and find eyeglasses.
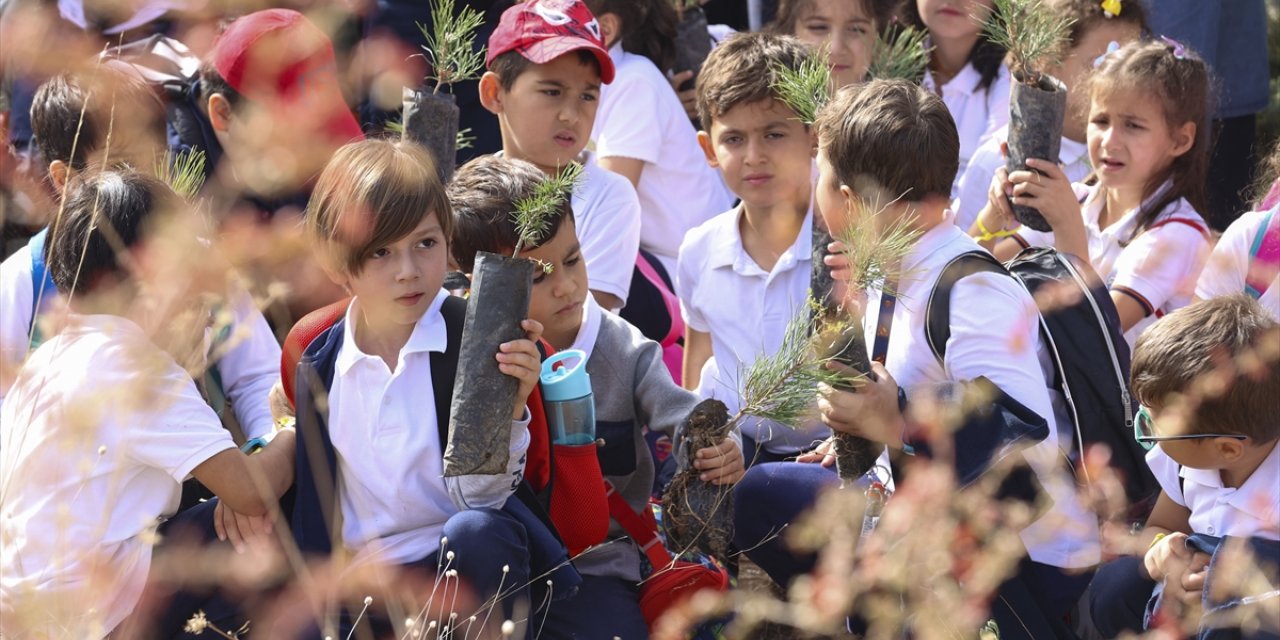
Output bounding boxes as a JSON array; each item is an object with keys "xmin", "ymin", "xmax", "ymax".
[{"xmin": 1133, "ymin": 406, "xmax": 1249, "ymax": 451}]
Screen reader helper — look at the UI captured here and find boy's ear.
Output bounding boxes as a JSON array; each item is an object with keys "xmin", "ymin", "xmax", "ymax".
[
  {"xmin": 1214, "ymin": 436, "xmax": 1246, "ymax": 462},
  {"xmin": 808, "ymin": 128, "xmax": 818, "ymax": 158},
  {"xmin": 597, "ymin": 12, "xmax": 621, "ymax": 49},
  {"xmin": 478, "ymin": 72, "xmax": 504, "ymax": 115},
  {"xmin": 207, "ymin": 94, "xmax": 233, "ymax": 133},
  {"xmin": 696, "ymin": 130, "xmax": 720, "ymax": 168},
  {"xmin": 48, "ymin": 160, "xmax": 69, "ymax": 192},
  {"xmin": 1169, "ymin": 121, "xmax": 1197, "ymax": 158}
]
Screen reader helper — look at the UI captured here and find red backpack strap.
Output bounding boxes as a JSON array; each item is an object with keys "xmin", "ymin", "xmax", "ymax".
[
  {"xmin": 605, "ymin": 480, "xmax": 672, "ymax": 569},
  {"xmin": 524, "ymin": 339, "xmax": 557, "ymax": 493},
  {"xmin": 281, "ymin": 297, "xmax": 352, "ymax": 407},
  {"xmin": 1246, "ymin": 207, "xmax": 1280, "ymax": 299},
  {"xmin": 1146, "ymin": 217, "xmax": 1209, "ymax": 238}
]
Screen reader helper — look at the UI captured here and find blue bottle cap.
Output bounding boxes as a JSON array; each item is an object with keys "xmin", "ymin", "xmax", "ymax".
[{"xmin": 540, "ymin": 350, "xmax": 592, "ymax": 402}]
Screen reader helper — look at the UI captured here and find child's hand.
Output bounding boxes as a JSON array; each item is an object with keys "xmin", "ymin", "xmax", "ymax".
[
  {"xmin": 1007, "ymin": 159, "xmax": 1081, "ymax": 233},
  {"xmin": 1177, "ymin": 551, "xmax": 1211, "ymax": 605},
  {"xmin": 669, "ymin": 70, "xmax": 698, "ymax": 121},
  {"xmin": 214, "ymin": 499, "xmax": 275, "ymax": 554},
  {"xmin": 816, "ymin": 361, "xmax": 905, "ymax": 448},
  {"xmin": 975, "ymin": 167, "xmax": 1019, "ymax": 236},
  {"xmin": 1144, "ymin": 531, "xmax": 1191, "ymax": 582},
  {"xmin": 268, "ymin": 380, "xmax": 294, "ymax": 421},
  {"xmin": 823, "ymin": 241, "xmax": 868, "ymax": 318},
  {"xmin": 694, "ymin": 436, "xmax": 745, "ymax": 485},
  {"xmin": 796, "ymin": 436, "xmax": 838, "ymax": 467},
  {"xmin": 499, "ymin": 319, "xmax": 545, "ymax": 420}
]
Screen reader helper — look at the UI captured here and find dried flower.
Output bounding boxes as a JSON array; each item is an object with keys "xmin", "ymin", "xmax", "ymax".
[{"xmin": 184, "ymin": 611, "xmax": 209, "ymax": 634}]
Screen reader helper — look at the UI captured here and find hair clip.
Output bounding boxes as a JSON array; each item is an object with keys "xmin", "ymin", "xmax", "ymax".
[
  {"xmin": 1160, "ymin": 35, "xmax": 1187, "ymax": 60},
  {"xmin": 1101, "ymin": 0, "xmax": 1122, "ymax": 17},
  {"xmin": 1093, "ymin": 40, "xmax": 1120, "ymax": 68}
]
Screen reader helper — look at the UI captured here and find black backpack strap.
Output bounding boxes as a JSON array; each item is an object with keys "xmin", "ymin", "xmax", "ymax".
[
  {"xmin": 925, "ymin": 251, "xmax": 1008, "ymax": 364},
  {"xmin": 431, "ymin": 295, "xmax": 467, "ymax": 447}
]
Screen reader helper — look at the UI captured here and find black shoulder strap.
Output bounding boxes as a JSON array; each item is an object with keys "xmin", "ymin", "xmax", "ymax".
[
  {"xmin": 432, "ymin": 295, "xmax": 467, "ymax": 446},
  {"xmin": 924, "ymin": 251, "xmax": 1008, "ymax": 364}
]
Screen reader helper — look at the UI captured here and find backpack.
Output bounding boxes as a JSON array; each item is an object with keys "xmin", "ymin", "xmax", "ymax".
[
  {"xmin": 1245, "ymin": 206, "xmax": 1279, "ymax": 300},
  {"xmin": 925, "ymin": 246, "xmax": 1160, "ymax": 513}
]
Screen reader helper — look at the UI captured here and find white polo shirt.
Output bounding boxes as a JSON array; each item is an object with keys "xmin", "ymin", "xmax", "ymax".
[
  {"xmin": 869, "ymin": 218, "xmax": 1100, "ymax": 568},
  {"xmin": 1196, "ymin": 208, "xmax": 1280, "ymax": 319},
  {"xmin": 924, "ymin": 62, "xmax": 1012, "ymax": 200},
  {"xmin": 573, "ymin": 152, "xmax": 642, "ymax": 305},
  {"xmin": 0, "ymin": 314, "xmax": 236, "ymax": 638},
  {"xmin": 593, "ymin": 44, "xmax": 736, "ymax": 273},
  {"xmin": 1146, "ymin": 443, "xmax": 1280, "ymax": 540},
  {"xmin": 329, "ymin": 291, "xmax": 530, "ymax": 567},
  {"xmin": 952, "ymin": 126, "xmax": 1090, "ymax": 232},
  {"xmin": 1016, "ymin": 182, "xmax": 1212, "ymax": 349},
  {"xmin": 676, "ymin": 205, "xmax": 829, "ymax": 454}
]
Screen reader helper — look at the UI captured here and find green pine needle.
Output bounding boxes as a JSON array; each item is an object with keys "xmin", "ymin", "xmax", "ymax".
[
  {"xmin": 868, "ymin": 25, "xmax": 932, "ymax": 82},
  {"xmin": 156, "ymin": 149, "xmax": 206, "ymax": 200},
  {"xmin": 456, "ymin": 127, "xmax": 475, "ymax": 150},
  {"xmin": 418, "ymin": 0, "xmax": 486, "ymax": 93},
  {"xmin": 511, "ymin": 163, "xmax": 584, "ymax": 256},
  {"xmin": 834, "ymin": 197, "xmax": 923, "ymax": 299},
  {"xmin": 979, "ymin": 0, "xmax": 1075, "ymax": 86},
  {"xmin": 736, "ymin": 297, "xmax": 860, "ymax": 428},
  {"xmin": 770, "ymin": 50, "xmax": 832, "ymax": 126},
  {"xmin": 384, "ymin": 118, "xmax": 405, "ymax": 135}
]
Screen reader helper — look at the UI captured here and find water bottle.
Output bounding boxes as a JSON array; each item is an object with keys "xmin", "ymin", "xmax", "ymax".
[{"xmin": 540, "ymin": 350, "xmax": 596, "ymax": 446}]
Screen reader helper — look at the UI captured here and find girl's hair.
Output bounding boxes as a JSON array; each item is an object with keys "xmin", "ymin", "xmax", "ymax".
[
  {"xmin": 1086, "ymin": 38, "xmax": 1214, "ymax": 242},
  {"xmin": 1249, "ymin": 136, "xmax": 1280, "ymax": 210},
  {"xmin": 582, "ymin": 0, "xmax": 677, "ymax": 72},
  {"xmin": 1050, "ymin": 0, "xmax": 1147, "ymax": 48},
  {"xmin": 901, "ymin": 1, "xmax": 1006, "ymax": 92},
  {"xmin": 766, "ymin": 0, "xmax": 898, "ymax": 37}
]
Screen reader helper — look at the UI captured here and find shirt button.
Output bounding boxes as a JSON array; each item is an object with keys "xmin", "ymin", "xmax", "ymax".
[{"xmin": 1207, "ymin": 526, "xmax": 1215, "ymax": 534}]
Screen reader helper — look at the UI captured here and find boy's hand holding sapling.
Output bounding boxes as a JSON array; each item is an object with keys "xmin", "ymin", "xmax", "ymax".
[
  {"xmin": 817, "ymin": 360, "xmax": 906, "ymax": 450},
  {"xmin": 499, "ymin": 318, "xmax": 546, "ymax": 420}
]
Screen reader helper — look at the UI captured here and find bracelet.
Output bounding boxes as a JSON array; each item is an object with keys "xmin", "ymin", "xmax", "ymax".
[
  {"xmin": 975, "ymin": 218, "xmax": 1019, "ymax": 243},
  {"xmin": 1148, "ymin": 532, "xmax": 1167, "ymax": 550}
]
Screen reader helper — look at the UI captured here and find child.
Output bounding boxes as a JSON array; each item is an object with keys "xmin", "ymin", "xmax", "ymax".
[
  {"xmin": 1196, "ymin": 140, "xmax": 1280, "ymax": 318},
  {"xmin": 0, "ymin": 168, "xmax": 296, "ymax": 639},
  {"xmin": 976, "ymin": 38, "xmax": 1214, "ymax": 349},
  {"xmin": 584, "ymin": 0, "xmax": 736, "ymax": 276},
  {"xmin": 448, "ymin": 153, "xmax": 744, "ymax": 636},
  {"xmin": 734, "ymin": 79, "xmax": 1100, "ymax": 637},
  {"xmin": 679, "ymin": 32, "xmax": 831, "ymax": 461},
  {"xmin": 953, "ymin": 0, "xmax": 1146, "ymax": 230},
  {"xmin": 0, "ymin": 68, "xmax": 282, "ymax": 448},
  {"xmin": 290, "ymin": 139, "xmax": 554, "ymax": 637},
  {"xmin": 477, "ymin": 0, "xmax": 641, "ymax": 312},
  {"xmin": 1091, "ymin": 295, "xmax": 1279, "ymax": 634},
  {"xmin": 767, "ymin": 0, "xmax": 896, "ymax": 89},
  {"xmin": 904, "ymin": 0, "xmax": 1011, "ymax": 199}
]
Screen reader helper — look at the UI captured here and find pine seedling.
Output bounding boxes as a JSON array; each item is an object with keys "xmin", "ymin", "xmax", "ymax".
[
  {"xmin": 868, "ymin": 25, "xmax": 932, "ymax": 82},
  {"xmin": 833, "ymin": 195, "xmax": 922, "ymax": 300},
  {"xmin": 418, "ymin": 0, "xmax": 487, "ymax": 94},
  {"xmin": 979, "ymin": 0, "xmax": 1075, "ymax": 87},
  {"xmin": 770, "ymin": 49, "xmax": 832, "ymax": 126},
  {"xmin": 156, "ymin": 149, "xmax": 207, "ymax": 200},
  {"xmin": 511, "ymin": 163, "xmax": 584, "ymax": 261}
]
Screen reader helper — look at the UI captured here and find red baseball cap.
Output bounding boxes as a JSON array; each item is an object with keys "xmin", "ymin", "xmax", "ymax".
[
  {"xmin": 210, "ymin": 9, "xmax": 363, "ymax": 144},
  {"xmin": 486, "ymin": 0, "xmax": 615, "ymax": 84}
]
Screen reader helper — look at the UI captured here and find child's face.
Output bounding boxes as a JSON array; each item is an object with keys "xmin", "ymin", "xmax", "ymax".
[
  {"xmin": 487, "ymin": 53, "xmax": 602, "ymax": 174},
  {"xmin": 698, "ymin": 99, "xmax": 815, "ymax": 211},
  {"xmin": 334, "ymin": 212, "xmax": 449, "ymax": 333},
  {"xmin": 1052, "ymin": 21, "xmax": 1141, "ymax": 142},
  {"xmin": 915, "ymin": 0, "xmax": 992, "ymax": 44},
  {"xmin": 1087, "ymin": 89, "xmax": 1195, "ymax": 196},
  {"xmin": 518, "ymin": 217, "xmax": 588, "ymax": 350},
  {"xmin": 792, "ymin": 0, "xmax": 875, "ymax": 88}
]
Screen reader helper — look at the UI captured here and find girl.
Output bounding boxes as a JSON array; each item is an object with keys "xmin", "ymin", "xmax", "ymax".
[
  {"xmin": 904, "ymin": 0, "xmax": 1010, "ymax": 197},
  {"xmin": 976, "ymin": 38, "xmax": 1214, "ymax": 349},
  {"xmin": 953, "ymin": 0, "xmax": 1146, "ymax": 230},
  {"xmin": 585, "ymin": 0, "xmax": 736, "ymax": 276},
  {"xmin": 767, "ymin": 0, "xmax": 896, "ymax": 89}
]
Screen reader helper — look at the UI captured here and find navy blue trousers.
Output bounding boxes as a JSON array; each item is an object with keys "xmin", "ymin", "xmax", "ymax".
[
  {"xmin": 539, "ymin": 574, "xmax": 650, "ymax": 639},
  {"xmin": 1088, "ymin": 555, "xmax": 1155, "ymax": 637}
]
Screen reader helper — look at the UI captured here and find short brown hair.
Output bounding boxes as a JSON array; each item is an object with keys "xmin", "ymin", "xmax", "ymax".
[
  {"xmin": 488, "ymin": 50, "xmax": 602, "ymax": 91},
  {"xmin": 1132, "ymin": 295, "xmax": 1280, "ymax": 442},
  {"xmin": 447, "ymin": 155, "xmax": 574, "ymax": 273},
  {"xmin": 306, "ymin": 138, "xmax": 452, "ymax": 275},
  {"xmin": 815, "ymin": 79, "xmax": 958, "ymax": 202},
  {"xmin": 695, "ymin": 32, "xmax": 813, "ymax": 131},
  {"xmin": 32, "ymin": 66, "xmax": 165, "ymax": 171}
]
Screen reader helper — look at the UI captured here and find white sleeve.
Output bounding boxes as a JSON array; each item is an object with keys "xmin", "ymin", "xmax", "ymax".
[
  {"xmin": 575, "ymin": 169, "xmax": 642, "ymax": 304},
  {"xmin": 216, "ymin": 286, "xmax": 282, "ymax": 440},
  {"xmin": 596, "ymin": 75, "xmax": 665, "ymax": 164},
  {"xmin": 954, "ymin": 138, "xmax": 1004, "ymax": 231},
  {"xmin": 444, "ymin": 409, "xmax": 531, "ymax": 510},
  {"xmin": 1111, "ymin": 223, "xmax": 1211, "ymax": 316},
  {"xmin": 1195, "ymin": 211, "xmax": 1260, "ymax": 301},
  {"xmin": 1145, "ymin": 446, "xmax": 1187, "ymax": 507},
  {"xmin": 128, "ymin": 365, "xmax": 238, "ymax": 481},
  {"xmin": 0, "ymin": 246, "xmax": 36, "ymax": 403},
  {"xmin": 979, "ymin": 67, "xmax": 1012, "ymax": 152},
  {"xmin": 675, "ymin": 235, "xmax": 710, "ymax": 332}
]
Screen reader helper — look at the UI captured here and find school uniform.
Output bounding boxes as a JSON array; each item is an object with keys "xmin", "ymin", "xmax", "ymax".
[
  {"xmin": 1015, "ymin": 182, "xmax": 1213, "ymax": 349},
  {"xmin": 0, "ymin": 315, "xmax": 238, "ymax": 638},
  {"xmin": 593, "ymin": 43, "xmax": 735, "ymax": 275},
  {"xmin": 675, "ymin": 205, "xmax": 830, "ymax": 457},
  {"xmin": 1148, "ymin": 444, "xmax": 1280, "ymax": 541},
  {"xmin": 952, "ymin": 126, "xmax": 1091, "ymax": 232},
  {"xmin": 1196, "ymin": 207, "xmax": 1280, "ymax": 319},
  {"xmin": 924, "ymin": 63, "xmax": 1012, "ymax": 200}
]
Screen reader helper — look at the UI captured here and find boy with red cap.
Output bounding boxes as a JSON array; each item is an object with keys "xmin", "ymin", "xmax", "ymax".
[{"xmin": 478, "ymin": 0, "xmax": 641, "ymax": 314}]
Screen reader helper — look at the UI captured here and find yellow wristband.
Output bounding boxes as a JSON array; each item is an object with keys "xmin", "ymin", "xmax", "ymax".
[
  {"xmin": 975, "ymin": 218, "xmax": 1019, "ymax": 243},
  {"xmin": 1148, "ymin": 532, "xmax": 1167, "ymax": 550}
]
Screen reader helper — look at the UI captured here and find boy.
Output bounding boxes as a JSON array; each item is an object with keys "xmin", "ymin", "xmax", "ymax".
[
  {"xmin": 0, "ymin": 68, "xmax": 281, "ymax": 448},
  {"xmin": 0, "ymin": 168, "xmax": 296, "ymax": 639},
  {"xmin": 1092, "ymin": 295, "xmax": 1279, "ymax": 634},
  {"xmin": 733, "ymin": 79, "xmax": 1100, "ymax": 636},
  {"xmin": 678, "ymin": 32, "xmax": 830, "ymax": 461},
  {"xmin": 448, "ymin": 154, "xmax": 743, "ymax": 636},
  {"xmin": 291, "ymin": 139, "xmax": 562, "ymax": 638},
  {"xmin": 477, "ymin": 0, "xmax": 641, "ymax": 312}
]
